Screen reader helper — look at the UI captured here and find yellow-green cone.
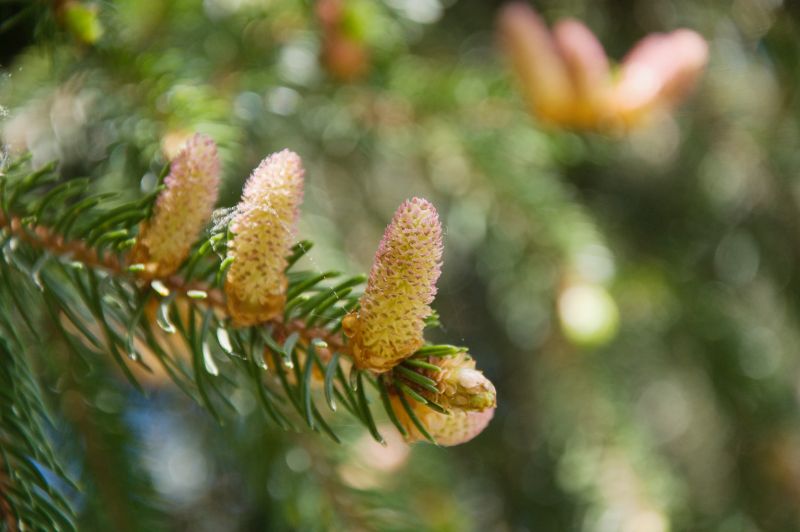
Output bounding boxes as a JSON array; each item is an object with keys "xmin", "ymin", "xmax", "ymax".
[
  {"xmin": 131, "ymin": 134, "xmax": 220, "ymax": 278},
  {"xmin": 225, "ymin": 149, "xmax": 304, "ymax": 326},
  {"xmin": 344, "ymin": 197, "xmax": 443, "ymax": 372}
]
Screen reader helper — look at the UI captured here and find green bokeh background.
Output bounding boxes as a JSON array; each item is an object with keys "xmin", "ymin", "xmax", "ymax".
[{"xmin": 4, "ymin": 0, "xmax": 800, "ymax": 530}]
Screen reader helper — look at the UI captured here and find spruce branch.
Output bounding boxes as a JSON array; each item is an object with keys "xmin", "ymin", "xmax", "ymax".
[{"xmin": 0, "ymin": 142, "xmax": 496, "ymax": 452}]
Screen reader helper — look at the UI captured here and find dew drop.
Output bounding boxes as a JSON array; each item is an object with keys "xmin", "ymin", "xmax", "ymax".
[
  {"xmin": 216, "ymin": 327, "xmax": 233, "ymax": 353},
  {"xmin": 151, "ymin": 280, "xmax": 170, "ymax": 297},
  {"xmin": 203, "ymin": 342, "xmax": 219, "ymax": 376},
  {"xmin": 248, "ymin": 345, "xmax": 267, "ymax": 370},
  {"xmin": 156, "ymin": 301, "xmax": 176, "ymax": 334}
]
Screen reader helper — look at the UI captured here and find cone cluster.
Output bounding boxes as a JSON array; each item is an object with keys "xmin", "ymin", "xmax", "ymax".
[
  {"xmin": 133, "ymin": 136, "xmax": 495, "ymax": 446},
  {"xmin": 343, "ymin": 200, "xmax": 496, "ymax": 446}
]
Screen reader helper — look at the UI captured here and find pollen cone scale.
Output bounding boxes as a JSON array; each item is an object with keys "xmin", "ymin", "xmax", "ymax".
[
  {"xmin": 423, "ymin": 352, "xmax": 497, "ymax": 411},
  {"xmin": 131, "ymin": 133, "xmax": 220, "ymax": 278},
  {"xmin": 343, "ymin": 198, "xmax": 443, "ymax": 373},
  {"xmin": 225, "ymin": 150, "xmax": 305, "ymax": 326}
]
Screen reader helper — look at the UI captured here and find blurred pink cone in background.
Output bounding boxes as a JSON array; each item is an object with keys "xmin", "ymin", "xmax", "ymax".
[
  {"xmin": 498, "ymin": 2, "xmax": 708, "ymax": 131},
  {"xmin": 317, "ymin": 0, "xmax": 370, "ymax": 82}
]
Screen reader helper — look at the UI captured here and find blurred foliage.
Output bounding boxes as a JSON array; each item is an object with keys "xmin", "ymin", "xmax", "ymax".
[{"xmin": 4, "ymin": 0, "xmax": 800, "ymax": 530}]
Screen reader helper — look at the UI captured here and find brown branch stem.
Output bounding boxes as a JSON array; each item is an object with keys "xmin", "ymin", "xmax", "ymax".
[{"xmin": 0, "ymin": 213, "xmax": 350, "ymax": 357}]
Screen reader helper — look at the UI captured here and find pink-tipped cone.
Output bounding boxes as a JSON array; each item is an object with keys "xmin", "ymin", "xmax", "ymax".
[
  {"xmin": 225, "ymin": 150, "xmax": 305, "ymax": 326},
  {"xmin": 131, "ymin": 133, "xmax": 220, "ymax": 278},
  {"xmin": 344, "ymin": 198, "xmax": 443, "ymax": 372}
]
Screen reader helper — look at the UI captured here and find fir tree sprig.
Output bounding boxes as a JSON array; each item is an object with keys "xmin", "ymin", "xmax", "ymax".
[{"xmin": 0, "ymin": 140, "xmax": 496, "ymax": 455}]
